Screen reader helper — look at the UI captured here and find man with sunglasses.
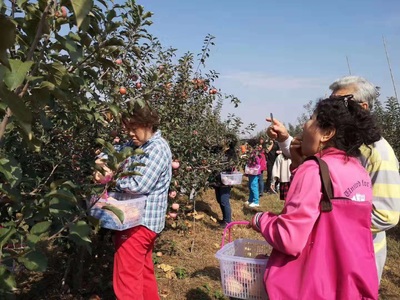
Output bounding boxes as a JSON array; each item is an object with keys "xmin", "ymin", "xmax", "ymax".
[{"xmin": 266, "ymin": 75, "xmax": 400, "ymax": 283}]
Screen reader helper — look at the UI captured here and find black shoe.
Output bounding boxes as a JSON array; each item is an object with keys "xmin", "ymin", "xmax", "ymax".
[{"xmin": 218, "ymin": 220, "xmax": 229, "ymax": 228}]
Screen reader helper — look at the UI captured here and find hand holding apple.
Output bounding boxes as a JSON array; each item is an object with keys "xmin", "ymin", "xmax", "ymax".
[{"xmin": 93, "ymin": 159, "xmax": 114, "ymax": 184}]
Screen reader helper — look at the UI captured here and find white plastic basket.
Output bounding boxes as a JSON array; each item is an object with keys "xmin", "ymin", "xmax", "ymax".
[
  {"xmin": 221, "ymin": 172, "xmax": 243, "ymax": 185},
  {"xmin": 88, "ymin": 192, "xmax": 146, "ymax": 231},
  {"xmin": 215, "ymin": 221, "xmax": 271, "ymax": 300}
]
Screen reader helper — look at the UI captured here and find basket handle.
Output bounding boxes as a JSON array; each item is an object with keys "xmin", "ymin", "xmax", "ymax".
[{"xmin": 221, "ymin": 220, "xmax": 250, "ymax": 248}]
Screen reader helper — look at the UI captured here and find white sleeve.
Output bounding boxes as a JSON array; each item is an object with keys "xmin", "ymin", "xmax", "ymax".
[{"xmin": 278, "ymin": 136, "xmax": 293, "ymax": 158}]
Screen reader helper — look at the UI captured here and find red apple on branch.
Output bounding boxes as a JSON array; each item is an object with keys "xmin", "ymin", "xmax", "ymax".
[{"xmin": 119, "ymin": 87, "xmax": 127, "ymax": 95}]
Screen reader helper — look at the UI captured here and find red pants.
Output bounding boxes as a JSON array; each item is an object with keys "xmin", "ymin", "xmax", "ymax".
[{"xmin": 113, "ymin": 226, "xmax": 159, "ymax": 300}]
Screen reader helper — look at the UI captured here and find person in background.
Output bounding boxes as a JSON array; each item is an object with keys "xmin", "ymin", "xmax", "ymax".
[
  {"xmin": 252, "ymin": 96, "xmax": 380, "ymax": 299},
  {"xmin": 210, "ymin": 136, "xmax": 239, "ymax": 228},
  {"xmin": 94, "ymin": 102, "xmax": 172, "ymax": 300},
  {"xmin": 258, "ymin": 144, "xmax": 267, "ymax": 197},
  {"xmin": 245, "ymin": 148, "xmax": 262, "ymax": 207},
  {"xmin": 266, "ymin": 76, "xmax": 400, "ymax": 283},
  {"xmin": 240, "ymin": 142, "xmax": 248, "ymax": 156},
  {"xmin": 271, "ymin": 150, "xmax": 292, "ymax": 201},
  {"xmin": 265, "ymin": 139, "xmax": 279, "ymax": 193}
]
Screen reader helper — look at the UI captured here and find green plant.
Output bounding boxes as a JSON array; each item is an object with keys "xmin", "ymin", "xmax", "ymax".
[{"xmin": 174, "ymin": 267, "xmax": 187, "ymax": 279}]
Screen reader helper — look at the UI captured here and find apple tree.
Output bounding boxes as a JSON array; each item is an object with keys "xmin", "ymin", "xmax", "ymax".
[{"xmin": 0, "ymin": 0, "xmax": 251, "ymax": 295}]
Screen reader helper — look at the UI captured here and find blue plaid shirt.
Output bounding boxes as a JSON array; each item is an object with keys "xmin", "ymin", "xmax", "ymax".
[{"xmin": 116, "ymin": 131, "xmax": 172, "ymax": 233}]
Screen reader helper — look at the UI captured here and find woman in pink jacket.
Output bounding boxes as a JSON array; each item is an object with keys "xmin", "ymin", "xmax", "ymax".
[{"xmin": 250, "ymin": 95, "xmax": 381, "ymax": 299}]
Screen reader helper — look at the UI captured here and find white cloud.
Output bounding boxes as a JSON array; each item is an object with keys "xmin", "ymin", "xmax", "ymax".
[{"xmin": 221, "ymin": 72, "xmax": 327, "ymax": 90}]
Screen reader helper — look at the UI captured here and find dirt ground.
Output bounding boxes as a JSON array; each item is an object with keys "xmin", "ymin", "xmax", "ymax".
[{"xmin": 13, "ymin": 177, "xmax": 400, "ymax": 300}]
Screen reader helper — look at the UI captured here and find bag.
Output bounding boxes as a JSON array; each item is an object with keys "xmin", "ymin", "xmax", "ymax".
[
  {"xmin": 265, "ymin": 156, "xmax": 378, "ymax": 300},
  {"xmin": 245, "ymin": 164, "xmax": 260, "ymax": 175}
]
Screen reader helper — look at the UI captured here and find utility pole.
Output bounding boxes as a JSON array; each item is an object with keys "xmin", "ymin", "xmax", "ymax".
[
  {"xmin": 346, "ymin": 55, "xmax": 352, "ymax": 75},
  {"xmin": 382, "ymin": 35, "xmax": 399, "ymax": 102}
]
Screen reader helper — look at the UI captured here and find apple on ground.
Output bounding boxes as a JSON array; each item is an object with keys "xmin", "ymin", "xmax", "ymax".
[{"xmin": 168, "ymin": 212, "xmax": 177, "ymax": 219}]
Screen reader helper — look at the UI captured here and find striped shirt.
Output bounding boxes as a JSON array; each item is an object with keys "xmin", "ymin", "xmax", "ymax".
[
  {"xmin": 359, "ymin": 138, "xmax": 400, "ymax": 280},
  {"xmin": 116, "ymin": 131, "xmax": 172, "ymax": 233}
]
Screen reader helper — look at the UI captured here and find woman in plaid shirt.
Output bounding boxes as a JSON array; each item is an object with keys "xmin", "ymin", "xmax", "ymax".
[{"xmin": 112, "ymin": 103, "xmax": 172, "ymax": 300}]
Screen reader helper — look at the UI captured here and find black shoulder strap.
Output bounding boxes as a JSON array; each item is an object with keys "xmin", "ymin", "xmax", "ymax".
[{"xmin": 304, "ymin": 156, "xmax": 333, "ymax": 212}]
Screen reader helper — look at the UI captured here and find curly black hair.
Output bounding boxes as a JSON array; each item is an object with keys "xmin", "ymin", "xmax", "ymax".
[{"xmin": 314, "ymin": 95, "xmax": 381, "ymax": 157}]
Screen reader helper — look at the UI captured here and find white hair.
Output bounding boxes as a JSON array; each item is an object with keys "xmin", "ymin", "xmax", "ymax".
[{"xmin": 329, "ymin": 76, "xmax": 379, "ymax": 110}]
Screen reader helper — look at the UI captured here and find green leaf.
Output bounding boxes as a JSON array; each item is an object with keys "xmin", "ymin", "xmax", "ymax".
[
  {"xmin": 45, "ymin": 189, "xmax": 77, "ymax": 204},
  {"xmin": 0, "ymin": 153, "xmax": 22, "ymax": 188},
  {"xmin": 0, "ymin": 227, "xmax": 16, "ymax": 251},
  {"xmin": 0, "ymin": 15, "xmax": 16, "ymax": 51},
  {"xmin": 0, "ymin": 84, "xmax": 32, "ymax": 125},
  {"xmin": 3, "ymin": 60, "xmax": 34, "ymax": 91},
  {"xmin": 30, "ymin": 221, "xmax": 51, "ymax": 236},
  {"xmin": 18, "ymin": 250, "xmax": 47, "ymax": 272},
  {"xmin": 0, "ymin": 265, "xmax": 16, "ymax": 292},
  {"xmin": 71, "ymin": 0, "xmax": 93, "ymax": 29},
  {"xmin": 0, "ymin": 50, "xmax": 10, "ymax": 70},
  {"xmin": 102, "ymin": 37, "xmax": 124, "ymax": 47},
  {"xmin": 108, "ymin": 103, "xmax": 120, "ymax": 117},
  {"xmin": 134, "ymin": 148, "xmax": 146, "ymax": 155},
  {"xmin": 102, "ymin": 204, "xmax": 125, "ymax": 223},
  {"xmin": 55, "ymin": 35, "xmax": 83, "ymax": 64},
  {"xmin": 95, "ymin": 138, "xmax": 116, "ymax": 155},
  {"xmin": 106, "ymin": 8, "xmax": 116, "ymax": 21},
  {"xmin": 26, "ymin": 234, "xmax": 41, "ymax": 248},
  {"xmin": 132, "ymin": 46, "xmax": 141, "ymax": 57},
  {"xmin": 48, "ymin": 62, "xmax": 69, "ymax": 88},
  {"xmin": 17, "ymin": 0, "xmax": 28, "ymax": 7},
  {"xmin": 50, "ymin": 180, "xmax": 77, "ymax": 190},
  {"xmin": 68, "ymin": 221, "xmax": 91, "ymax": 245}
]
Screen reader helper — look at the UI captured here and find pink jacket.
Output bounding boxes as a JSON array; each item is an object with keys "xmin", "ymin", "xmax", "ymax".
[
  {"xmin": 247, "ymin": 151, "xmax": 262, "ymax": 175},
  {"xmin": 256, "ymin": 148, "xmax": 378, "ymax": 299},
  {"xmin": 259, "ymin": 151, "xmax": 267, "ymax": 172}
]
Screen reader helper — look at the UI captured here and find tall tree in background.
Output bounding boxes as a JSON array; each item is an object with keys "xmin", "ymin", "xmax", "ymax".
[{"xmin": 374, "ymin": 97, "xmax": 400, "ymax": 158}]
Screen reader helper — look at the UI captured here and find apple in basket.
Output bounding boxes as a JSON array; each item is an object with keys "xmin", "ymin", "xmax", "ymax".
[
  {"xmin": 234, "ymin": 262, "xmax": 253, "ymax": 282},
  {"xmin": 224, "ymin": 276, "xmax": 244, "ymax": 294},
  {"xmin": 124, "ymin": 207, "xmax": 140, "ymax": 220}
]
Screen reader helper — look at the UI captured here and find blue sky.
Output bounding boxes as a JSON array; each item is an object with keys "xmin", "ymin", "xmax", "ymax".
[{"xmin": 137, "ymin": 0, "xmax": 400, "ymax": 135}]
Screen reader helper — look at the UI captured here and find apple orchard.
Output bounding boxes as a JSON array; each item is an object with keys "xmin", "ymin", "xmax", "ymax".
[{"xmin": 0, "ymin": 0, "xmax": 254, "ymax": 294}]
